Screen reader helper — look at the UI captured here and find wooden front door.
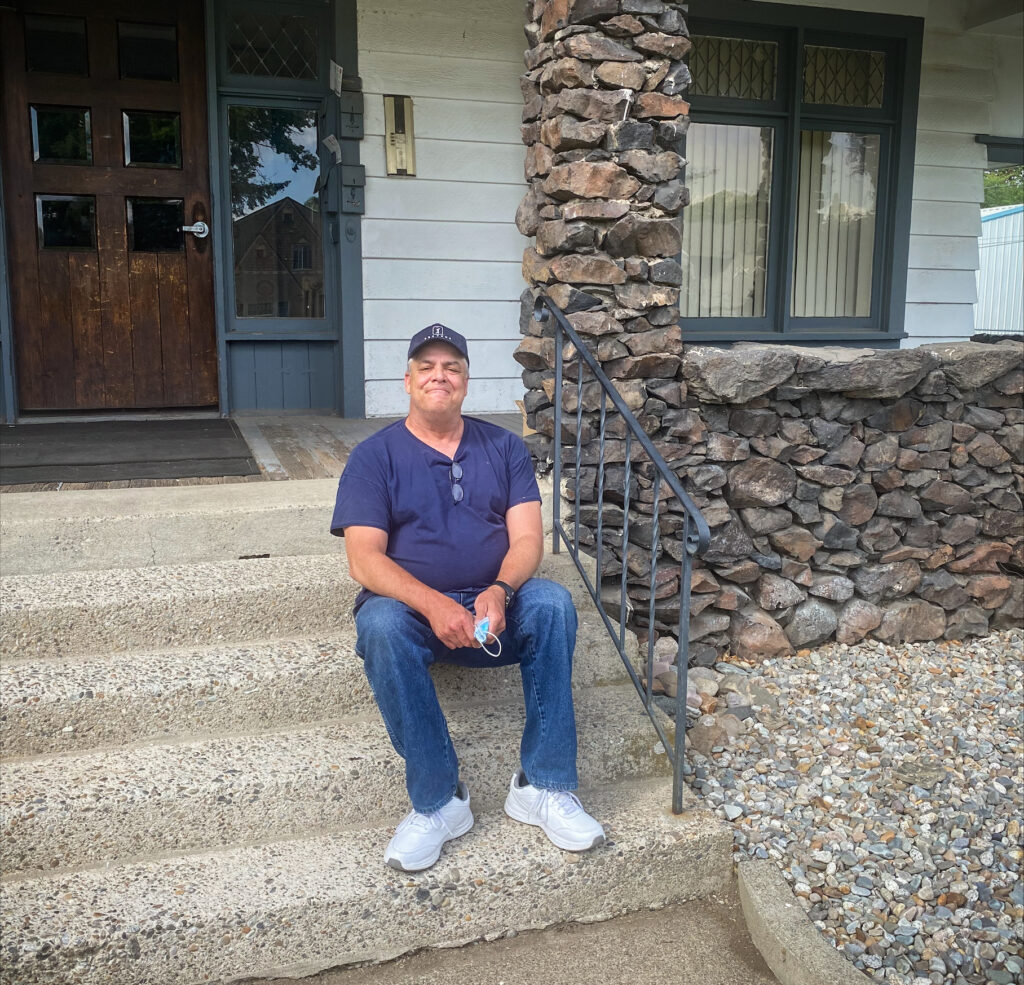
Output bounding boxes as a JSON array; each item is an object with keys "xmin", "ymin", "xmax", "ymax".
[{"xmin": 0, "ymin": 0, "xmax": 217, "ymax": 411}]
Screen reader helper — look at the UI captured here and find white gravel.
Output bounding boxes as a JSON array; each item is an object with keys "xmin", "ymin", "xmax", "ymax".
[{"xmin": 684, "ymin": 629, "xmax": 1023, "ymax": 985}]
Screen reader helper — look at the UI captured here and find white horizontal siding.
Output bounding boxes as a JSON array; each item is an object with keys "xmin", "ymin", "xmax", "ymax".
[
  {"xmin": 908, "ymin": 235, "xmax": 979, "ymax": 271},
  {"xmin": 362, "ymin": 138, "xmax": 525, "ymax": 185},
  {"xmin": 904, "ymin": 303, "xmax": 975, "ymax": 339},
  {"xmin": 364, "ymin": 300, "xmax": 519, "ymax": 341},
  {"xmin": 363, "ymin": 220, "xmax": 528, "ymax": 262},
  {"xmin": 914, "ymin": 131, "xmax": 988, "ymax": 169},
  {"xmin": 906, "ymin": 269, "xmax": 978, "ymax": 305},
  {"xmin": 901, "ymin": 5, "xmax": 1010, "ymax": 347},
  {"xmin": 364, "ymin": 96, "xmax": 522, "ymax": 145},
  {"xmin": 364, "ymin": 178, "xmax": 524, "ymax": 224},
  {"xmin": 363, "ymin": 259, "xmax": 523, "ymax": 301},
  {"xmin": 910, "ymin": 200, "xmax": 982, "ymax": 238},
  {"xmin": 358, "ymin": 0, "xmax": 526, "ymax": 415},
  {"xmin": 361, "ymin": 51, "xmax": 522, "ymax": 105}
]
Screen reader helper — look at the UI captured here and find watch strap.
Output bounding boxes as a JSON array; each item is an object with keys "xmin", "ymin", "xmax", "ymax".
[{"xmin": 493, "ymin": 580, "xmax": 515, "ymax": 607}]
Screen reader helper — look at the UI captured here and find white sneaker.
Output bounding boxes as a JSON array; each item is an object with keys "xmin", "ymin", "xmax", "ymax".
[
  {"xmin": 384, "ymin": 782, "xmax": 474, "ymax": 872},
  {"xmin": 504, "ymin": 770, "xmax": 605, "ymax": 852}
]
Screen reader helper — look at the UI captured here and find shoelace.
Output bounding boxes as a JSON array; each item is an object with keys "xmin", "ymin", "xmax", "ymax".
[
  {"xmin": 543, "ymin": 789, "xmax": 585, "ymax": 818},
  {"xmin": 397, "ymin": 809, "xmax": 453, "ymax": 837}
]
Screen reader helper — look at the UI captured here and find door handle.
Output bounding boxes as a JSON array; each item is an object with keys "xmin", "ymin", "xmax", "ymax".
[{"xmin": 181, "ymin": 221, "xmax": 209, "ymax": 239}]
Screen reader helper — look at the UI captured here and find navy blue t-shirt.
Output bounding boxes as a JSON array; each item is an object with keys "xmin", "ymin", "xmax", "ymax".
[{"xmin": 330, "ymin": 417, "xmax": 541, "ymax": 609}]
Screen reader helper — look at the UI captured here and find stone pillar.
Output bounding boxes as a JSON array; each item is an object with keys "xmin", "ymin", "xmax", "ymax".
[{"xmin": 515, "ymin": 0, "xmax": 693, "ymax": 458}]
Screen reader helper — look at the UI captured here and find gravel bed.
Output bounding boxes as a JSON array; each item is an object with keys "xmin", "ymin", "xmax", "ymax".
[{"xmin": 681, "ymin": 629, "xmax": 1023, "ymax": 985}]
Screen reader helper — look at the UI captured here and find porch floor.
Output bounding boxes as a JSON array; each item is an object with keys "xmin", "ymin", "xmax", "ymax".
[{"xmin": 0, "ymin": 413, "xmax": 524, "ymax": 493}]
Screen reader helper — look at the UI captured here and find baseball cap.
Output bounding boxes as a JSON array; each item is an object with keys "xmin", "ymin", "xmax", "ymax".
[{"xmin": 408, "ymin": 324, "xmax": 469, "ymax": 364}]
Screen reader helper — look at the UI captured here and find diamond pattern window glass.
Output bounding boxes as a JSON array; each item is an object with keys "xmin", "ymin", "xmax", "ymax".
[
  {"xmin": 226, "ymin": 12, "xmax": 319, "ymax": 80},
  {"xmin": 690, "ymin": 36, "xmax": 777, "ymax": 101},
  {"xmin": 803, "ymin": 46, "xmax": 886, "ymax": 109}
]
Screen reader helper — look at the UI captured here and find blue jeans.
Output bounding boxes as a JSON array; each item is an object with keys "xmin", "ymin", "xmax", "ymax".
[{"xmin": 355, "ymin": 578, "xmax": 579, "ymax": 813}]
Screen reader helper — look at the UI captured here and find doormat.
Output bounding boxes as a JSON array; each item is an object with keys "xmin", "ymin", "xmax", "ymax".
[{"xmin": 0, "ymin": 419, "xmax": 260, "ymax": 484}]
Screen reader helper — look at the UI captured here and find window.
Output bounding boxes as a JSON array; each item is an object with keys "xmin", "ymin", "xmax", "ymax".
[
  {"xmin": 292, "ymin": 242, "xmax": 311, "ymax": 269},
  {"xmin": 683, "ymin": 2, "xmax": 922, "ymax": 342}
]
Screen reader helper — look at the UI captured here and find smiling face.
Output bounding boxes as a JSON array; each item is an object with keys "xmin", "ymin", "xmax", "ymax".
[{"xmin": 404, "ymin": 341, "xmax": 469, "ymax": 421}]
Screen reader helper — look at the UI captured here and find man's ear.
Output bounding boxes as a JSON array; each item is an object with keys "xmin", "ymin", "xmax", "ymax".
[{"xmin": 403, "ymin": 372, "xmax": 412, "ymax": 395}]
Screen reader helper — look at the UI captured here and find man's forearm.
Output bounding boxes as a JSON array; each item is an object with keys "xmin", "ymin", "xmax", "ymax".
[
  {"xmin": 493, "ymin": 533, "xmax": 544, "ymax": 591},
  {"xmin": 349, "ymin": 549, "xmax": 451, "ymax": 619}
]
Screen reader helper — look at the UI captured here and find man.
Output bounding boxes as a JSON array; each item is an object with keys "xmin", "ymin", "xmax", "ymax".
[{"xmin": 330, "ymin": 323, "xmax": 604, "ymax": 872}]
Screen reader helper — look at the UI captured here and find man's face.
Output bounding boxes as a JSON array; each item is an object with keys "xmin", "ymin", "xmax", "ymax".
[{"xmin": 404, "ymin": 342, "xmax": 469, "ymax": 416}]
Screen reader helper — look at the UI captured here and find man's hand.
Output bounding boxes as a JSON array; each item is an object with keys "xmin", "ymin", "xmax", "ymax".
[
  {"xmin": 429, "ymin": 595, "xmax": 479, "ymax": 650},
  {"xmin": 473, "ymin": 585, "xmax": 507, "ymax": 640},
  {"xmin": 346, "ymin": 525, "xmax": 476, "ymax": 649}
]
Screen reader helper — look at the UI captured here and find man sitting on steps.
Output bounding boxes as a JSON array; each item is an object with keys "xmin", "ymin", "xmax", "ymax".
[{"xmin": 330, "ymin": 323, "xmax": 605, "ymax": 872}]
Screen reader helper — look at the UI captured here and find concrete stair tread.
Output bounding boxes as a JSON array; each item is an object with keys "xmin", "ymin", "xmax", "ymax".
[
  {"xmin": 0, "ymin": 778, "xmax": 731, "ymax": 985},
  {"xmin": 0, "ymin": 479, "xmax": 343, "ymax": 576},
  {"xmin": 2, "ymin": 684, "xmax": 668, "ymax": 876},
  {"xmin": 1, "ymin": 619, "xmax": 631, "ymax": 759},
  {"xmin": 1, "ymin": 552, "xmax": 607, "ymax": 665},
  {"xmin": 1, "ymin": 554, "xmax": 354, "ymax": 613}
]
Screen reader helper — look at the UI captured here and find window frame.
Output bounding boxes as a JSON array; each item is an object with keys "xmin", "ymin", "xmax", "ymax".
[{"xmin": 682, "ymin": 1, "xmax": 923, "ymax": 345}]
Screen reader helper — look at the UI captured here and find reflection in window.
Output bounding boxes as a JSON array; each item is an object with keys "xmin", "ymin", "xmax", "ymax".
[
  {"xmin": 31, "ymin": 106, "xmax": 92, "ymax": 164},
  {"xmin": 25, "ymin": 15, "xmax": 88, "ymax": 75},
  {"xmin": 123, "ymin": 111, "xmax": 182, "ymax": 167},
  {"xmin": 229, "ymin": 105, "xmax": 323, "ymax": 319},
  {"xmin": 127, "ymin": 197, "xmax": 184, "ymax": 252},
  {"xmin": 118, "ymin": 22, "xmax": 178, "ymax": 81},
  {"xmin": 792, "ymin": 131, "xmax": 880, "ymax": 317},
  {"xmin": 682, "ymin": 124, "xmax": 774, "ymax": 318},
  {"xmin": 36, "ymin": 195, "xmax": 96, "ymax": 249}
]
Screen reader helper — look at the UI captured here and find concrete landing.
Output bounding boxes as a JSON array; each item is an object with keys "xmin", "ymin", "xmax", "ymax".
[{"xmin": 248, "ymin": 885, "xmax": 779, "ymax": 985}]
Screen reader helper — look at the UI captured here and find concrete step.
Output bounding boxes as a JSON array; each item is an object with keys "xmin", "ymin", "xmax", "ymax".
[
  {"xmin": 0, "ymin": 478, "xmax": 342, "ymax": 576},
  {"xmin": 1, "ymin": 554, "xmax": 358, "ymax": 662},
  {"xmin": 0, "ymin": 778, "xmax": 733, "ymax": 985},
  {"xmin": 0, "ymin": 613, "xmax": 633, "ymax": 758},
  {"xmin": 2, "ymin": 684, "xmax": 667, "ymax": 876},
  {"xmin": 0, "ymin": 549, "xmax": 602, "ymax": 664}
]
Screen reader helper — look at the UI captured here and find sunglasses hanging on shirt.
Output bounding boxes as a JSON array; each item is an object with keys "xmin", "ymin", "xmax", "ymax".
[{"xmin": 449, "ymin": 462, "xmax": 464, "ymax": 503}]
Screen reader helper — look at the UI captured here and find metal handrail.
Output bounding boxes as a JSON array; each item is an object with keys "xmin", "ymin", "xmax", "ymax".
[{"xmin": 533, "ymin": 292, "xmax": 711, "ymax": 814}]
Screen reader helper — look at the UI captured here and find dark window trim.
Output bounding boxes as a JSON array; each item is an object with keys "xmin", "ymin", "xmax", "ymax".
[{"xmin": 682, "ymin": 0, "xmax": 923, "ymax": 345}]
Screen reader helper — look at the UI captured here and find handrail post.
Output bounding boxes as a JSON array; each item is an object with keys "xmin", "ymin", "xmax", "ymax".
[
  {"xmin": 550, "ymin": 304, "xmax": 562, "ymax": 556},
  {"xmin": 674, "ymin": 514, "xmax": 695, "ymax": 814}
]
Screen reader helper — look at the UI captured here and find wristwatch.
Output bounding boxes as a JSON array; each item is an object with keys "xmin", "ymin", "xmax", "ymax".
[{"xmin": 493, "ymin": 580, "xmax": 515, "ymax": 608}]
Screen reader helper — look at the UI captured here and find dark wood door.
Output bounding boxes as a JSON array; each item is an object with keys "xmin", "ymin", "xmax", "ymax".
[{"xmin": 0, "ymin": 0, "xmax": 217, "ymax": 411}]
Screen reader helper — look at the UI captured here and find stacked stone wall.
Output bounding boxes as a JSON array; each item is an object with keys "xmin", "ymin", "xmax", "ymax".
[{"xmin": 528, "ymin": 338, "xmax": 1024, "ymax": 662}]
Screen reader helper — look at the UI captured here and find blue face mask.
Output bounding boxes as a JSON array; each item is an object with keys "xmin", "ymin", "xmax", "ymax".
[{"xmin": 474, "ymin": 617, "xmax": 502, "ymax": 658}]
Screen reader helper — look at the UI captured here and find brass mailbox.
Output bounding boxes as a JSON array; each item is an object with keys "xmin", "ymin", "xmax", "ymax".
[{"xmin": 383, "ymin": 95, "xmax": 416, "ymax": 176}]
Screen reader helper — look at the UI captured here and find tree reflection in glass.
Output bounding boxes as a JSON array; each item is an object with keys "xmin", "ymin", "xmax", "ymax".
[{"xmin": 228, "ymin": 106, "xmax": 324, "ymax": 319}]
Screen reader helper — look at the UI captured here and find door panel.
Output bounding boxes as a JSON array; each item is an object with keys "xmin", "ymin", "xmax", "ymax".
[{"xmin": 0, "ymin": 0, "xmax": 217, "ymax": 411}]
